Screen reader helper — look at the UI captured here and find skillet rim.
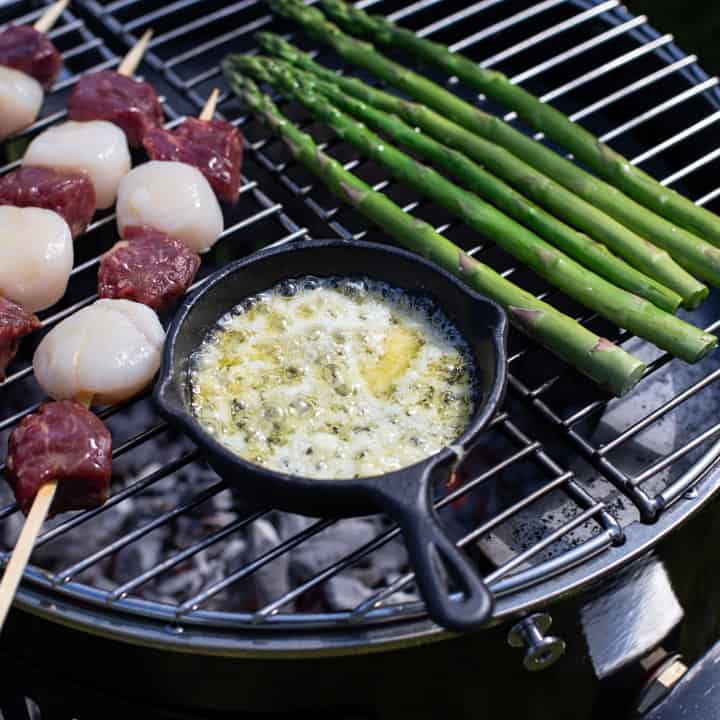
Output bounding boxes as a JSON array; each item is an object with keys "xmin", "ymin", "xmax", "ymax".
[{"xmin": 153, "ymin": 238, "xmax": 508, "ymax": 501}]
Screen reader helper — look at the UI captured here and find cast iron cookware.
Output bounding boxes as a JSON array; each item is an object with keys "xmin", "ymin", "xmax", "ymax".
[{"xmin": 154, "ymin": 239, "xmax": 508, "ymax": 631}]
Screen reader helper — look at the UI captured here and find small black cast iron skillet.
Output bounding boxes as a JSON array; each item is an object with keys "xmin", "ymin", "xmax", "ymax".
[{"xmin": 154, "ymin": 239, "xmax": 508, "ymax": 632}]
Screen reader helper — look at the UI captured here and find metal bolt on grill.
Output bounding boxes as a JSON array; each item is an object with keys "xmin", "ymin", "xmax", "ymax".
[{"xmin": 2, "ymin": 0, "xmax": 720, "ymax": 649}]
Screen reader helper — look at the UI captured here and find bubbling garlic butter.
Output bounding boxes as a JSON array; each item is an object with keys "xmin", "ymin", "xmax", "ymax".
[{"xmin": 190, "ymin": 276, "xmax": 475, "ymax": 479}]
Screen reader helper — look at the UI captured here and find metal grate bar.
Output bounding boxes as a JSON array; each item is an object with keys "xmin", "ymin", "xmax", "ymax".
[
  {"xmin": 151, "ymin": 2, "xmax": 265, "ymax": 55},
  {"xmin": 177, "ymin": 518, "xmax": 337, "ymax": 615},
  {"xmin": 162, "ymin": 23, "xmax": 264, "ymax": 70},
  {"xmin": 660, "ymin": 437, "xmax": 720, "ymax": 508},
  {"xmin": 527, "ymin": 34, "xmax": 672, "ymax": 107},
  {"xmin": 485, "ymin": 504, "xmax": 605, "ymax": 583},
  {"xmin": 632, "ymin": 423, "xmax": 720, "ymax": 487},
  {"xmin": 383, "ymin": 0, "xmax": 447, "ymax": 23},
  {"xmin": 351, "ymin": 470, "xmax": 575, "ymax": 616},
  {"xmin": 109, "ymin": 509, "xmax": 268, "ymax": 600},
  {"xmin": 661, "ymin": 146, "xmax": 720, "ymax": 188},
  {"xmin": 509, "ymin": 14, "xmax": 647, "ymax": 85},
  {"xmin": 447, "ymin": 0, "xmax": 567, "ymax": 54},
  {"xmin": 480, "ymin": 1, "xmax": 620, "ymax": 70},
  {"xmin": 104, "ymin": 0, "xmax": 144, "ymax": 14},
  {"xmin": 56, "ymin": 480, "xmax": 226, "ymax": 582},
  {"xmin": 696, "ymin": 185, "xmax": 720, "ymax": 208},
  {"xmin": 0, "ymin": 5, "xmax": 56, "ymax": 28},
  {"xmin": 570, "ymin": 54, "xmax": 699, "ymax": 123},
  {"xmin": 600, "ymin": 368, "xmax": 720, "ymax": 455},
  {"xmin": 125, "ymin": 0, "xmax": 255, "ymax": 33},
  {"xmin": 412, "ymin": 0, "xmax": 504, "ymax": 41},
  {"xmin": 33, "ymin": 452, "xmax": 200, "ymax": 548},
  {"xmin": 631, "ymin": 110, "xmax": 720, "ymax": 165},
  {"xmin": 599, "ymin": 78, "xmax": 719, "ymax": 143}
]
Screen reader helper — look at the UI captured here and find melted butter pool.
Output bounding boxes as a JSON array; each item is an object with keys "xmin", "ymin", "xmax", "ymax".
[{"xmin": 191, "ymin": 277, "xmax": 475, "ymax": 479}]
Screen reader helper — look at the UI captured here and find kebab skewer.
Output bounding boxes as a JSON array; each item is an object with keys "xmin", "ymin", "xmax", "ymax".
[
  {"xmin": 0, "ymin": 30, "xmax": 156, "ymax": 239},
  {"xmin": 0, "ymin": 91, "xmax": 228, "ymax": 626},
  {"xmin": 0, "ymin": 35, "xmax": 155, "ymax": 381},
  {"xmin": 18, "ymin": 32, "xmax": 154, "ymax": 210},
  {"xmin": 98, "ymin": 90, "xmax": 222, "ymax": 312},
  {"xmin": 0, "ymin": 298, "xmax": 165, "ymax": 630},
  {"xmin": 0, "ymin": 0, "xmax": 67, "ymax": 141},
  {"xmin": 115, "ymin": 89, "xmax": 226, "ymax": 255},
  {"xmin": 0, "ymin": 84, "xmax": 226, "ymax": 379}
]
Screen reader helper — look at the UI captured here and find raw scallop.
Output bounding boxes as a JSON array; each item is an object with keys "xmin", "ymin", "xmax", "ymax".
[
  {"xmin": 23, "ymin": 120, "xmax": 131, "ymax": 209},
  {"xmin": 0, "ymin": 206, "xmax": 73, "ymax": 312},
  {"xmin": 33, "ymin": 298, "xmax": 165, "ymax": 404},
  {"xmin": 0, "ymin": 65, "xmax": 43, "ymax": 141}
]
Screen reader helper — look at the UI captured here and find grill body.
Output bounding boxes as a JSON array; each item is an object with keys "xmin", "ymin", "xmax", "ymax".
[
  {"xmin": 5, "ymin": 497, "xmax": 720, "ymax": 717},
  {"xmin": 3, "ymin": 0, "xmax": 720, "ymax": 715}
]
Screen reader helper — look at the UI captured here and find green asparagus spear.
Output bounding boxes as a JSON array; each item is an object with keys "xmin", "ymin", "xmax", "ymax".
[
  {"xmin": 257, "ymin": 37, "xmax": 712, "ymax": 310},
  {"xmin": 252, "ymin": 35, "xmax": 705, "ymax": 309},
  {"xmin": 319, "ymin": 0, "xmax": 720, "ymax": 247},
  {"xmin": 227, "ymin": 58, "xmax": 715, "ymax": 363},
  {"xmin": 229, "ymin": 53, "xmax": 682, "ymax": 313},
  {"xmin": 259, "ymin": 4, "xmax": 720, "ymax": 295},
  {"xmin": 225, "ymin": 72, "xmax": 647, "ymax": 395}
]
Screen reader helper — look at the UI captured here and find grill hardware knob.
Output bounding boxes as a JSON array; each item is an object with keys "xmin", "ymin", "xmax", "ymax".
[{"xmin": 507, "ymin": 613, "xmax": 566, "ymax": 671}]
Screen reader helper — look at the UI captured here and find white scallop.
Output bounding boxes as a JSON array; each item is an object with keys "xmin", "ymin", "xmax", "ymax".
[
  {"xmin": 33, "ymin": 298, "xmax": 165, "ymax": 404},
  {"xmin": 116, "ymin": 161, "xmax": 224, "ymax": 254},
  {"xmin": 0, "ymin": 206, "xmax": 73, "ymax": 312},
  {"xmin": 0, "ymin": 66, "xmax": 43, "ymax": 141},
  {"xmin": 23, "ymin": 120, "xmax": 131, "ymax": 209}
]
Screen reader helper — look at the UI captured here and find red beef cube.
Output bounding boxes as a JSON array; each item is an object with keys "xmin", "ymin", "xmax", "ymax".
[
  {"xmin": 143, "ymin": 117, "xmax": 243, "ymax": 203},
  {"xmin": 68, "ymin": 70, "xmax": 163, "ymax": 147},
  {"xmin": 0, "ymin": 297, "xmax": 40, "ymax": 381},
  {"xmin": 0, "ymin": 166, "xmax": 96, "ymax": 238},
  {"xmin": 98, "ymin": 225, "xmax": 200, "ymax": 312},
  {"xmin": 6, "ymin": 401, "xmax": 112, "ymax": 516},
  {"xmin": 0, "ymin": 25, "xmax": 62, "ymax": 89}
]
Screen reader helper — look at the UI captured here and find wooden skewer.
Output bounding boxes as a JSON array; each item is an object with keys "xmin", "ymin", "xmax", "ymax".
[
  {"xmin": 0, "ymin": 482, "xmax": 57, "ymax": 628},
  {"xmin": 198, "ymin": 88, "xmax": 220, "ymax": 122},
  {"xmin": 33, "ymin": 0, "xmax": 69, "ymax": 33},
  {"xmin": 0, "ymin": 393, "xmax": 94, "ymax": 632},
  {"xmin": 117, "ymin": 28, "xmax": 153, "ymax": 78}
]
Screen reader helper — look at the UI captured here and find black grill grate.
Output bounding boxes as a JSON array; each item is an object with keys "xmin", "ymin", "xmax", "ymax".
[{"xmin": 2, "ymin": 0, "xmax": 720, "ymax": 641}]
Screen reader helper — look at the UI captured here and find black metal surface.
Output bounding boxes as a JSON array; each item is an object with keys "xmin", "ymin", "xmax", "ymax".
[
  {"xmin": 644, "ymin": 642, "xmax": 720, "ymax": 720},
  {"xmin": 4, "ymin": 487, "xmax": 720, "ymax": 717},
  {"xmin": 1, "ymin": 0, "xmax": 720, "ymax": 657},
  {"xmin": 155, "ymin": 238, "xmax": 507, "ymax": 630}
]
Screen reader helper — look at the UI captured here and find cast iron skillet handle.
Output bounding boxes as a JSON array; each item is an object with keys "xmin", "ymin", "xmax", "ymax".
[{"xmin": 367, "ymin": 455, "xmax": 494, "ymax": 632}]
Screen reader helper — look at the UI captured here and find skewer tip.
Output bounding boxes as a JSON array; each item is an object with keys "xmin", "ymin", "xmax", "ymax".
[
  {"xmin": 75, "ymin": 392, "xmax": 94, "ymax": 409},
  {"xmin": 117, "ymin": 28, "xmax": 154, "ymax": 77},
  {"xmin": 198, "ymin": 88, "xmax": 220, "ymax": 121},
  {"xmin": 33, "ymin": 0, "xmax": 70, "ymax": 33}
]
